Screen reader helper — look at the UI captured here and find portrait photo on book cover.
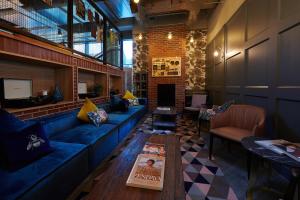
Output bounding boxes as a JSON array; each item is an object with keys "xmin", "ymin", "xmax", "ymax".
[{"xmin": 135, "ymin": 157, "xmax": 163, "ymax": 181}]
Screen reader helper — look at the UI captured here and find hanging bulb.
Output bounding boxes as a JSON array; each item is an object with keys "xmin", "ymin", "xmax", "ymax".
[
  {"xmin": 138, "ymin": 33, "xmax": 142, "ymax": 40},
  {"xmin": 133, "ymin": 0, "xmax": 139, "ymax": 4},
  {"xmin": 190, "ymin": 37, "xmax": 194, "ymax": 43},
  {"xmin": 214, "ymin": 50, "xmax": 219, "ymax": 57},
  {"xmin": 167, "ymin": 32, "xmax": 173, "ymax": 40}
]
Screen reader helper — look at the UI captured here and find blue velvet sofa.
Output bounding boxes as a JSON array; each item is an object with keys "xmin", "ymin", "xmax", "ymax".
[{"xmin": 0, "ymin": 100, "xmax": 147, "ymax": 200}]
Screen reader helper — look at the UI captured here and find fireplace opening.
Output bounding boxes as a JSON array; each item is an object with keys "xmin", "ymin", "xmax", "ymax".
[{"xmin": 157, "ymin": 84, "xmax": 175, "ymax": 107}]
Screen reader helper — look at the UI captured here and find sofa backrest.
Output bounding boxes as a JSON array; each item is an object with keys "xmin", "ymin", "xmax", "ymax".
[
  {"xmin": 38, "ymin": 110, "xmax": 81, "ymax": 138},
  {"xmin": 226, "ymin": 104, "xmax": 266, "ymax": 131}
]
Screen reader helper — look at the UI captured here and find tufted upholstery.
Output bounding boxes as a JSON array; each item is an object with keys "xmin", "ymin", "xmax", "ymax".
[{"xmin": 209, "ymin": 104, "xmax": 266, "ymax": 160}]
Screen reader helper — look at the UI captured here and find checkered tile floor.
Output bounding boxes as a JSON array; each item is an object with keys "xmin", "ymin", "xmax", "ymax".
[{"xmin": 136, "ymin": 115, "xmax": 238, "ymax": 200}]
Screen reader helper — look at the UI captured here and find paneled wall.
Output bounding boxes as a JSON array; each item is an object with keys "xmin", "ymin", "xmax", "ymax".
[{"xmin": 206, "ymin": 0, "xmax": 300, "ymax": 140}]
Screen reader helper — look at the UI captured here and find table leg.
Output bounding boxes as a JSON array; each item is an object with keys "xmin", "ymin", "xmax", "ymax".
[
  {"xmin": 247, "ymin": 151, "xmax": 252, "ymax": 180},
  {"xmin": 152, "ymin": 113, "xmax": 154, "ymax": 130},
  {"xmin": 285, "ymin": 168, "xmax": 300, "ymax": 200},
  {"xmin": 198, "ymin": 119, "xmax": 201, "ymax": 136}
]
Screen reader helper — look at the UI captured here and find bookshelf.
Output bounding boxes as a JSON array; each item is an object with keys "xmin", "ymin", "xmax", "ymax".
[{"xmin": 133, "ymin": 72, "xmax": 147, "ymax": 98}]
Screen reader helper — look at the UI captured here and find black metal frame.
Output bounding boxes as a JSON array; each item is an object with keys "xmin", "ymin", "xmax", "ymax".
[{"xmin": 0, "ymin": 0, "xmax": 123, "ymax": 68}]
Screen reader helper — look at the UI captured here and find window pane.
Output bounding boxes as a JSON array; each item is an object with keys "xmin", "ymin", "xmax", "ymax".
[
  {"xmin": 73, "ymin": 0, "xmax": 104, "ymax": 59},
  {"xmin": 106, "ymin": 22, "xmax": 121, "ymax": 67},
  {"xmin": 0, "ymin": 0, "xmax": 68, "ymax": 46},
  {"xmin": 123, "ymin": 40, "xmax": 133, "ymax": 66}
]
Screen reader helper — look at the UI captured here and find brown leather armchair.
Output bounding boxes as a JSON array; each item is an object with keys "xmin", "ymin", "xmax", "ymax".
[{"xmin": 209, "ymin": 104, "xmax": 266, "ymax": 160}]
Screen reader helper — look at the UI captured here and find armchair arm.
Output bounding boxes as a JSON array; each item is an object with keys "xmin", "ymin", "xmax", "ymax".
[
  {"xmin": 253, "ymin": 122, "xmax": 265, "ymax": 137},
  {"xmin": 210, "ymin": 111, "xmax": 230, "ymax": 129}
]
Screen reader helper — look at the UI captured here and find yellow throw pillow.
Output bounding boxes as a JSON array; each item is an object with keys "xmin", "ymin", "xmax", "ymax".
[
  {"xmin": 123, "ymin": 90, "xmax": 136, "ymax": 100},
  {"xmin": 77, "ymin": 98, "xmax": 98, "ymax": 122}
]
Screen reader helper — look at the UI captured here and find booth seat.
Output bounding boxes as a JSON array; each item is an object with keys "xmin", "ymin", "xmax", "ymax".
[
  {"xmin": 41, "ymin": 111, "xmax": 119, "ymax": 171},
  {"xmin": 1, "ymin": 100, "xmax": 147, "ymax": 200},
  {"xmin": 0, "ymin": 141, "xmax": 88, "ymax": 200},
  {"xmin": 107, "ymin": 105, "xmax": 147, "ymax": 142}
]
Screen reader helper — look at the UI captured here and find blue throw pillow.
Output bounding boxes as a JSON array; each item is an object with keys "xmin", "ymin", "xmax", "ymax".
[
  {"xmin": 0, "ymin": 109, "xmax": 27, "ymax": 134},
  {"xmin": 87, "ymin": 109, "xmax": 109, "ymax": 127},
  {"xmin": 0, "ymin": 122, "xmax": 53, "ymax": 170}
]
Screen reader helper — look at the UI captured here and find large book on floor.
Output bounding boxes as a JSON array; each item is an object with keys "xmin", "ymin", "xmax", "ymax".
[{"xmin": 126, "ymin": 154, "xmax": 165, "ymax": 191}]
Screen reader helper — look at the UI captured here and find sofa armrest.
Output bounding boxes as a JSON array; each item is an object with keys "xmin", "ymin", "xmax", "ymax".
[{"xmin": 210, "ymin": 111, "xmax": 230, "ymax": 129}]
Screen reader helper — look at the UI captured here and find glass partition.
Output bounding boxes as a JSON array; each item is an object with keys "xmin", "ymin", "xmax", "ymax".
[
  {"xmin": 0, "ymin": 0, "xmax": 68, "ymax": 46},
  {"xmin": 106, "ymin": 21, "xmax": 121, "ymax": 67},
  {"xmin": 73, "ymin": 0, "xmax": 104, "ymax": 60},
  {"xmin": 0, "ymin": 0, "xmax": 122, "ymax": 66}
]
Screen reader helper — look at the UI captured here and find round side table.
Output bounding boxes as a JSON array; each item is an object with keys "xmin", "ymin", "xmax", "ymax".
[{"xmin": 241, "ymin": 136, "xmax": 300, "ymax": 200}]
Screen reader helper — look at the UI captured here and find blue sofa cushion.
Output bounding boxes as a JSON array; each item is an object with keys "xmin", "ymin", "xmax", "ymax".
[
  {"xmin": 107, "ymin": 113, "xmax": 132, "ymax": 125},
  {"xmin": 0, "ymin": 109, "xmax": 27, "ymax": 133},
  {"xmin": 0, "ymin": 123, "xmax": 53, "ymax": 170},
  {"xmin": 40, "ymin": 111, "xmax": 81, "ymax": 138},
  {"xmin": 0, "ymin": 141, "xmax": 87, "ymax": 200},
  {"xmin": 50, "ymin": 124, "xmax": 117, "ymax": 145}
]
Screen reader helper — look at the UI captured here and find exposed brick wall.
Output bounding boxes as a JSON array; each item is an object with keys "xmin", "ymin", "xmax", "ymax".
[{"xmin": 147, "ymin": 25, "xmax": 188, "ymax": 112}]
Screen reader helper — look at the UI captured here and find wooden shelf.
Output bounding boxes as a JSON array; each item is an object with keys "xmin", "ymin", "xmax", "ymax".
[
  {"xmin": 0, "ymin": 50, "xmax": 73, "ymax": 68},
  {"xmin": 7, "ymin": 101, "xmax": 73, "ymax": 113}
]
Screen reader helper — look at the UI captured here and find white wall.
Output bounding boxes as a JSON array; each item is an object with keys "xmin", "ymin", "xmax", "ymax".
[{"xmin": 207, "ymin": 0, "xmax": 246, "ymax": 44}]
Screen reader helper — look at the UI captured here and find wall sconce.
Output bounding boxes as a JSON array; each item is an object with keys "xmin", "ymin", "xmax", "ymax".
[
  {"xmin": 190, "ymin": 37, "xmax": 194, "ymax": 43},
  {"xmin": 213, "ymin": 50, "xmax": 219, "ymax": 57},
  {"xmin": 133, "ymin": 0, "xmax": 139, "ymax": 3},
  {"xmin": 138, "ymin": 33, "xmax": 143, "ymax": 40},
  {"xmin": 167, "ymin": 32, "xmax": 173, "ymax": 40}
]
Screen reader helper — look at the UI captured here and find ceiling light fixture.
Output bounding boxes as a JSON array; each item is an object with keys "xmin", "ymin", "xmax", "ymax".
[
  {"xmin": 133, "ymin": 0, "xmax": 140, "ymax": 4},
  {"xmin": 138, "ymin": 33, "xmax": 143, "ymax": 40},
  {"xmin": 190, "ymin": 37, "xmax": 194, "ymax": 43},
  {"xmin": 214, "ymin": 50, "xmax": 219, "ymax": 57},
  {"xmin": 167, "ymin": 32, "xmax": 173, "ymax": 40}
]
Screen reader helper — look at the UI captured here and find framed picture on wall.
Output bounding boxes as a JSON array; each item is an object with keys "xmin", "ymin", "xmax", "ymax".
[{"xmin": 152, "ymin": 57, "xmax": 181, "ymax": 77}]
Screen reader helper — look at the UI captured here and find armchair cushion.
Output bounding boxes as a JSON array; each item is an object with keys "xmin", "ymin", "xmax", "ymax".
[{"xmin": 211, "ymin": 127, "xmax": 252, "ymax": 142}]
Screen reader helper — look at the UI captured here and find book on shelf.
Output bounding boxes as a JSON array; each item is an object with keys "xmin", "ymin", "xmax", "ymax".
[
  {"xmin": 126, "ymin": 154, "xmax": 165, "ymax": 191},
  {"xmin": 142, "ymin": 142, "xmax": 166, "ymax": 157},
  {"xmin": 157, "ymin": 107, "xmax": 171, "ymax": 111},
  {"xmin": 255, "ymin": 139, "xmax": 300, "ymax": 162}
]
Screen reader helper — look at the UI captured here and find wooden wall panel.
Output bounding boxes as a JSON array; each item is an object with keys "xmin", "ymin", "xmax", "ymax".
[
  {"xmin": 278, "ymin": 24, "xmax": 300, "ymax": 86},
  {"xmin": 246, "ymin": 41, "xmax": 269, "ymax": 86},
  {"xmin": 277, "ymin": 99, "xmax": 300, "ymax": 141},
  {"xmin": 280, "ymin": 0, "xmax": 300, "ymax": 19},
  {"xmin": 246, "ymin": 0, "xmax": 269, "ymax": 40},
  {"xmin": 226, "ymin": 6, "xmax": 246, "ymax": 53},
  {"xmin": 206, "ymin": 0, "xmax": 300, "ymax": 140},
  {"xmin": 225, "ymin": 54, "xmax": 243, "ymax": 86}
]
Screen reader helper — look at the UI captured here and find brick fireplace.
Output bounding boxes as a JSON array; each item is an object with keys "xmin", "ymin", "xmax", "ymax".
[{"xmin": 147, "ymin": 25, "xmax": 187, "ymax": 112}]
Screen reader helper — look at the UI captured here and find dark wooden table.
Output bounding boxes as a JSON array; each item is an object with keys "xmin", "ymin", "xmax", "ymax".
[
  {"xmin": 86, "ymin": 133, "xmax": 185, "ymax": 200},
  {"xmin": 152, "ymin": 107, "xmax": 177, "ymax": 130},
  {"xmin": 242, "ymin": 136, "xmax": 300, "ymax": 200}
]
